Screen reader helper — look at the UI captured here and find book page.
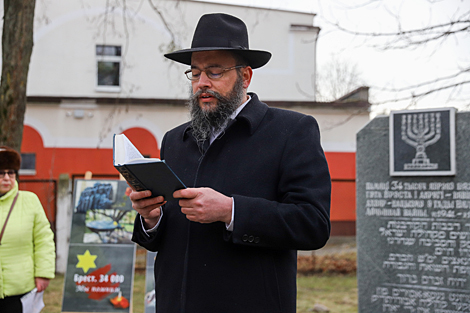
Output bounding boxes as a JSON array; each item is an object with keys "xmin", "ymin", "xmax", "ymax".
[
  {"xmin": 114, "ymin": 134, "xmax": 144, "ymax": 165},
  {"xmin": 126, "ymin": 158, "xmax": 161, "ymax": 164}
]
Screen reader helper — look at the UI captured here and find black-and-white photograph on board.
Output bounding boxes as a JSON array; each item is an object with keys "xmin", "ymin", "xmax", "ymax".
[{"xmin": 390, "ymin": 107, "xmax": 456, "ymax": 176}]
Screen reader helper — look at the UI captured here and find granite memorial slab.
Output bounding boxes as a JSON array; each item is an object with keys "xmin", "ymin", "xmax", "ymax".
[{"xmin": 356, "ymin": 108, "xmax": 470, "ymax": 313}]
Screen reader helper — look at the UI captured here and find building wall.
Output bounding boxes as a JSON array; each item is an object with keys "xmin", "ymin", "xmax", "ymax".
[
  {"xmin": 24, "ymin": 0, "xmax": 319, "ymax": 102},
  {"xmin": 1, "ymin": 1, "xmax": 365, "ymax": 271}
]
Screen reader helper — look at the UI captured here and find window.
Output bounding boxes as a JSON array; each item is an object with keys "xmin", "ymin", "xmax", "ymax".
[
  {"xmin": 20, "ymin": 153, "xmax": 36, "ymax": 175},
  {"xmin": 96, "ymin": 45, "xmax": 121, "ymax": 91}
]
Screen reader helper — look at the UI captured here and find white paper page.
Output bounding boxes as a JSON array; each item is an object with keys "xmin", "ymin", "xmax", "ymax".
[
  {"xmin": 127, "ymin": 158, "xmax": 161, "ymax": 164},
  {"xmin": 21, "ymin": 288, "xmax": 45, "ymax": 313},
  {"xmin": 114, "ymin": 134, "xmax": 144, "ymax": 165}
]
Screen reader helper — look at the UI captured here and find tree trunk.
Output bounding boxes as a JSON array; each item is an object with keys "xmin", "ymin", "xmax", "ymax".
[{"xmin": 0, "ymin": 0, "xmax": 36, "ymax": 151}]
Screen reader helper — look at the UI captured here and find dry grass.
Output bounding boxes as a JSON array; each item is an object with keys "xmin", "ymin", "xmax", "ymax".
[
  {"xmin": 43, "ymin": 275, "xmax": 63, "ymax": 313},
  {"xmin": 298, "ymin": 251, "xmax": 357, "ymax": 275},
  {"xmin": 297, "ymin": 274, "xmax": 358, "ymax": 313}
]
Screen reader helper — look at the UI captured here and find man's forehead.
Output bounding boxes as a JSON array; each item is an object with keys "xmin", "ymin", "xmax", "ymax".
[{"xmin": 190, "ymin": 50, "xmax": 236, "ymax": 66}]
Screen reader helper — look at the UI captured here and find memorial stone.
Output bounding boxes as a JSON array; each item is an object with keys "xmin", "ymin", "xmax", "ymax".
[{"xmin": 357, "ymin": 109, "xmax": 470, "ymax": 313}]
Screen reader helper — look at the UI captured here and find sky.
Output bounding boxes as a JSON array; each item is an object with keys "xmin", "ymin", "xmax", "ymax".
[{"xmin": 194, "ymin": 0, "xmax": 470, "ymax": 116}]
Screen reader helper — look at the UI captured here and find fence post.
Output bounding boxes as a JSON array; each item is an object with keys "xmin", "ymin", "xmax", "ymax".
[{"xmin": 56, "ymin": 173, "xmax": 72, "ymax": 274}]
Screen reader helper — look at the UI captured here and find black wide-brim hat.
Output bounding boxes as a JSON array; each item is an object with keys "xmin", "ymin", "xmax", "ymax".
[{"xmin": 164, "ymin": 13, "xmax": 272, "ymax": 69}]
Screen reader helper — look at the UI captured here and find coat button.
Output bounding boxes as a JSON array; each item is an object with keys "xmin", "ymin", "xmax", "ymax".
[
  {"xmin": 254, "ymin": 237, "xmax": 260, "ymax": 244},
  {"xmin": 242, "ymin": 234, "xmax": 248, "ymax": 242},
  {"xmin": 248, "ymin": 236, "xmax": 254, "ymax": 243}
]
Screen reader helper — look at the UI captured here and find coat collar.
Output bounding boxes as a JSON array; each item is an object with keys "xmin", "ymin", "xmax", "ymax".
[
  {"xmin": 182, "ymin": 92, "xmax": 268, "ymax": 141},
  {"xmin": 236, "ymin": 93, "xmax": 268, "ymax": 135}
]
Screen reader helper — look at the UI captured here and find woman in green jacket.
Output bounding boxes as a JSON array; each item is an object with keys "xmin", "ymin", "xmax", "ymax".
[{"xmin": 0, "ymin": 146, "xmax": 55, "ymax": 312}]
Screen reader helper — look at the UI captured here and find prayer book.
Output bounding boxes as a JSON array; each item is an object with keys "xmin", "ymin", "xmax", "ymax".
[{"xmin": 113, "ymin": 134, "xmax": 186, "ymax": 201}]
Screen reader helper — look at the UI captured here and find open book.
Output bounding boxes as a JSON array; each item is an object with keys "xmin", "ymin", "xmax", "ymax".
[{"xmin": 113, "ymin": 134, "xmax": 186, "ymax": 201}]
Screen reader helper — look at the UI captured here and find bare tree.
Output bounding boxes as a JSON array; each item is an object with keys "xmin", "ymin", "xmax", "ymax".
[
  {"xmin": 320, "ymin": 0, "xmax": 469, "ymax": 109},
  {"xmin": 316, "ymin": 55, "xmax": 366, "ymax": 102},
  {"xmin": 0, "ymin": 0, "xmax": 36, "ymax": 151}
]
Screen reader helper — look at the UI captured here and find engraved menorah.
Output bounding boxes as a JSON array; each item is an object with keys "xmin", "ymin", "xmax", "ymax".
[{"xmin": 401, "ymin": 112, "xmax": 441, "ymax": 170}]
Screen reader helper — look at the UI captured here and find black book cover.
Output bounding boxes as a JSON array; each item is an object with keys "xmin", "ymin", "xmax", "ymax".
[{"xmin": 113, "ymin": 134, "xmax": 186, "ymax": 201}]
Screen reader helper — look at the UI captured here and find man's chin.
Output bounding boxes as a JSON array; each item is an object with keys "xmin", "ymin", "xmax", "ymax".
[{"xmin": 199, "ymin": 101, "xmax": 218, "ymax": 112}]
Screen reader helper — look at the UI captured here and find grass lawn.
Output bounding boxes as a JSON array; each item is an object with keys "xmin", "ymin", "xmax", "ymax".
[
  {"xmin": 44, "ymin": 272, "xmax": 357, "ymax": 312},
  {"xmin": 297, "ymin": 274, "xmax": 358, "ymax": 313}
]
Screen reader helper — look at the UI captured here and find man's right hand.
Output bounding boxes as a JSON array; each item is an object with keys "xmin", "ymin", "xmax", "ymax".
[{"xmin": 128, "ymin": 189, "xmax": 166, "ymax": 229}]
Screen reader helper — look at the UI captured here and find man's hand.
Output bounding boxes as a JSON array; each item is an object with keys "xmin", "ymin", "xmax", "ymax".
[
  {"xmin": 35, "ymin": 277, "xmax": 50, "ymax": 292},
  {"xmin": 173, "ymin": 188, "xmax": 232, "ymax": 224},
  {"xmin": 128, "ymin": 189, "xmax": 166, "ymax": 229}
]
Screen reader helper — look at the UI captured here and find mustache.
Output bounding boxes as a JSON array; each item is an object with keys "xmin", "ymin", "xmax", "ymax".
[{"xmin": 191, "ymin": 88, "xmax": 230, "ymax": 103}]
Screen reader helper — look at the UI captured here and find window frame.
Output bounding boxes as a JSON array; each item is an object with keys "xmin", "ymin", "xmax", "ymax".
[
  {"xmin": 95, "ymin": 45, "xmax": 122, "ymax": 93},
  {"xmin": 19, "ymin": 153, "xmax": 37, "ymax": 176}
]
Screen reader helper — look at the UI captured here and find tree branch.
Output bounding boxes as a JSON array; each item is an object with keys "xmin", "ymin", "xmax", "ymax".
[
  {"xmin": 148, "ymin": 0, "xmax": 178, "ymax": 51},
  {"xmin": 374, "ymin": 80, "xmax": 470, "ymax": 105},
  {"xmin": 376, "ymin": 68, "xmax": 470, "ymax": 92}
]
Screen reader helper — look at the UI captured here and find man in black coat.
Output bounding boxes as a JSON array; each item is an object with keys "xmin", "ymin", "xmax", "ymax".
[{"xmin": 131, "ymin": 13, "xmax": 331, "ymax": 313}]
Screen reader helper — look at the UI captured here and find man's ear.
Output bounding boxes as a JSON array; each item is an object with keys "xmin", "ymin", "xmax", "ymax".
[{"xmin": 242, "ymin": 66, "xmax": 253, "ymax": 89}]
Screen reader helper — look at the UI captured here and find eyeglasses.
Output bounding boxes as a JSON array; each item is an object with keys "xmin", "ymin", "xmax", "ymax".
[
  {"xmin": 0, "ymin": 170, "xmax": 16, "ymax": 179},
  {"xmin": 184, "ymin": 65, "xmax": 245, "ymax": 81}
]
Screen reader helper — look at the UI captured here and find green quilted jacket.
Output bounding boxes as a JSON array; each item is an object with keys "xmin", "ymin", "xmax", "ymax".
[{"xmin": 0, "ymin": 182, "xmax": 55, "ymax": 298}]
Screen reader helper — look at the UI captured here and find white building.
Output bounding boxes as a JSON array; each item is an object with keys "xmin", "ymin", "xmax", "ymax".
[{"xmin": 1, "ymin": 0, "xmax": 370, "ymax": 272}]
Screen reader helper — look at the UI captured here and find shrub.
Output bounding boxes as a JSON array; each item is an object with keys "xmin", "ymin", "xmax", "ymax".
[{"xmin": 297, "ymin": 252, "xmax": 357, "ymax": 275}]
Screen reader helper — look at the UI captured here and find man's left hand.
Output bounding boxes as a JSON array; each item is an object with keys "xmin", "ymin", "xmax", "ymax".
[{"xmin": 174, "ymin": 188, "xmax": 232, "ymax": 224}]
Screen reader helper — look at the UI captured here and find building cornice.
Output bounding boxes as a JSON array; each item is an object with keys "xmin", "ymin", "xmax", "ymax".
[{"xmin": 27, "ymin": 96, "xmax": 371, "ymax": 110}]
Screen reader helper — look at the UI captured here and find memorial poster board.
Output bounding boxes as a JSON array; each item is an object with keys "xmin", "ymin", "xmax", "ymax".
[
  {"xmin": 62, "ymin": 179, "xmax": 136, "ymax": 313},
  {"xmin": 357, "ymin": 110, "xmax": 470, "ymax": 313}
]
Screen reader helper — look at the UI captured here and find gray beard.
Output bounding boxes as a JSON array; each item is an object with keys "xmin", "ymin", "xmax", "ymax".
[{"xmin": 188, "ymin": 75, "xmax": 245, "ymax": 144}]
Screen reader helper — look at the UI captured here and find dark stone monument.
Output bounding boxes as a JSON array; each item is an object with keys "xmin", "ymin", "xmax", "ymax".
[{"xmin": 356, "ymin": 109, "xmax": 470, "ymax": 313}]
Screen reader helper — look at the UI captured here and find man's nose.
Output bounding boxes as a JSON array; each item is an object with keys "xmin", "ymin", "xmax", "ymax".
[{"xmin": 196, "ymin": 71, "xmax": 212, "ymax": 88}]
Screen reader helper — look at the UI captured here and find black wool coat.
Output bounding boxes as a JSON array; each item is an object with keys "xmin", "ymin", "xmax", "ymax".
[{"xmin": 132, "ymin": 93, "xmax": 331, "ymax": 313}]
